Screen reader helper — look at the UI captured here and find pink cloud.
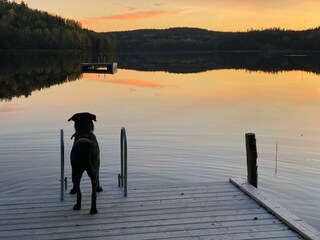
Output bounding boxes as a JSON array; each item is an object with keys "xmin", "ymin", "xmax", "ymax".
[
  {"xmin": 81, "ymin": 10, "xmax": 177, "ymax": 25},
  {"xmin": 103, "ymin": 79, "xmax": 178, "ymax": 88},
  {"xmin": 84, "ymin": 75, "xmax": 178, "ymax": 88},
  {"xmin": 0, "ymin": 104, "xmax": 24, "ymax": 113}
]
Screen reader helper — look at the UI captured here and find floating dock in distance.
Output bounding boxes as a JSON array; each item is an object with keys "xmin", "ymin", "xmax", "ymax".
[{"xmin": 81, "ymin": 62, "xmax": 117, "ymax": 74}]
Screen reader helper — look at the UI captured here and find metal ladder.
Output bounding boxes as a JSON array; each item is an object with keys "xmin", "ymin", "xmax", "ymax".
[
  {"xmin": 60, "ymin": 127, "xmax": 128, "ymax": 200},
  {"xmin": 118, "ymin": 127, "xmax": 128, "ymax": 197}
]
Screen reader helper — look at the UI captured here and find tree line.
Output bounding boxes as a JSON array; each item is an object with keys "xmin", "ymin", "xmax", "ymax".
[
  {"xmin": 2, "ymin": 0, "xmax": 320, "ymax": 53},
  {"xmin": 0, "ymin": 0, "xmax": 115, "ymax": 51},
  {"xmin": 106, "ymin": 27, "xmax": 320, "ymax": 52}
]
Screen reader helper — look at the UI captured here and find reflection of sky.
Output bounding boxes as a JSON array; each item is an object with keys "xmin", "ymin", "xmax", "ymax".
[
  {"xmin": 2, "ymin": 69, "xmax": 320, "ymax": 139},
  {"xmin": 78, "ymin": 69, "xmax": 320, "ymax": 140},
  {"xmin": 1, "ymin": 68, "xmax": 320, "ymax": 229},
  {"xmin": 2, "ymin": 69, "xmax": 320, "ymax": 136}
]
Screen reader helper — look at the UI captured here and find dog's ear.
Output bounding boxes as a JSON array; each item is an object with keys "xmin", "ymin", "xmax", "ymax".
[
  {"xmin": 68, "ymin": 112, "xmax": 97, "ymax": 122},
  {"xmin": 90, "ymin": 113, "xmax": 97, "ymax": 122}
]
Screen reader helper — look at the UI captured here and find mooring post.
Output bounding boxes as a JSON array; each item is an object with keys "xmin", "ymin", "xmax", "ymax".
[
  {"xmin": 124, "ymin": 131, "xmax": 127, "ymax": 197},
  {"xmin": 245, "ymin": 133, "xmax": 258, "ymax": 188},
  {"xmin": 119, "ymin": 127, "xmax": 128, "ymax": 197},
  {"xmin": 60, "ymin": 129, "xmax": 65, "ymax": 201}
]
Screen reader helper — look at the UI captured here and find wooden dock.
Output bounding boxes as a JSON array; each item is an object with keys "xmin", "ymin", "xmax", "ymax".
[
  {"xmin": 0, "ymin": 178, "xmax": 319, "ymax": 240},
  {"xmin": 81, "ymin": 62, "xmax": 117, "ymax": 74}
]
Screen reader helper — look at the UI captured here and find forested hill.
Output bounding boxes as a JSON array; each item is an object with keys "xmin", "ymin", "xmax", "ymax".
[
  {"xmin": 0, "ymin": 0, "xmax": 115, "ymax": 51},
  {"xmin": 2, "ymin": 0, "xmax": 320, "ymax": 53},
  {"xmin": 105, "ymin": 27, "xmax": 320, "ymax": 52}
]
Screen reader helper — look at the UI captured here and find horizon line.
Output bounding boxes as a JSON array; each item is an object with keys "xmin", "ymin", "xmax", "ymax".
[{"xmin": 97, "ymin": 26, "xmax": 320, "ymax": 34}]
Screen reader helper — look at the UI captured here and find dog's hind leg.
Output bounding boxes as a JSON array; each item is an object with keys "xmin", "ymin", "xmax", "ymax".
[
  {"xmin": 72, "ymin": 171, "xmax": 83, "ymax": 211},
  {"xmin": 73, "ymin": 189, "xmax": 82, "ymax": 211},
  {"xmin": 87, "ymin": 169, "xmax": 98, "ymax": 214},
  {"xmin": 97, "ymin": 175, "xmax": 103, "ymax": 192},
  {"xmin": 90, "ymin": 179, "xmax": 98, "ymax": 214},
  {"xmin": 69, "ymin": 187, "xmax": 77, "ymax": 194}
]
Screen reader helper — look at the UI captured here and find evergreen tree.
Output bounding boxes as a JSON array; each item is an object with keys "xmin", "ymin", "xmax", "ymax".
[{"xmin": 0, "ymin": 0, "xmax": 116, "ymax": 51}]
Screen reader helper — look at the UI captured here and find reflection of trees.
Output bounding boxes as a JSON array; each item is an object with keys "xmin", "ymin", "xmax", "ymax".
[
  {"xmin": 0, "ymin": 52, "xmax": 117, "ymax": 101},
  {"xmin": 117, "ymin": 52, "xmax": 320, "ymax": 74},
  {"xmin": 0, "ymin": 52, "xmax": 83, "ymax": 100},
  {"xmin": 2, "ymin": 51, "xmax": 319, "ymax": 101}
]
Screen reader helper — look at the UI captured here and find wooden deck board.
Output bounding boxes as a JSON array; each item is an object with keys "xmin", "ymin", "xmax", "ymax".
[
  {"xmin": 0, "ymin": 180, "xmax": 317, "ymax": 240},
  {"xmin": 230, "ymin": 178, "xmax": 320, "ymax": 240}
]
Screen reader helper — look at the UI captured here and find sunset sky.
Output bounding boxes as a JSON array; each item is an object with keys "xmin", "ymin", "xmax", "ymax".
[{"xmin": 13, "ymin": 0, "xmax": 320, "ymax": 32}]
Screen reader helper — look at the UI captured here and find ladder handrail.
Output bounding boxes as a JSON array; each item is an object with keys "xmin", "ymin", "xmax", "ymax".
[
  {"xmin": 60, "ymin": 129, "xmax": 65, "ymax": 201},
  {"xmin": 60, "ymin": 129, "xmax": 67, "ymax": 201},
  {"xmin": 118, "ymin": 127, "xmax": 128, "ymax": 197},
  {"xmin": 60, "ymin": 127, "xmax": 128, "ymax": 199}
]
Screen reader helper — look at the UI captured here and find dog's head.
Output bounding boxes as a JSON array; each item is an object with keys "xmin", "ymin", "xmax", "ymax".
[{"xmin": 68, "ymin": 112, "xmax": 96, "ymax": 135}]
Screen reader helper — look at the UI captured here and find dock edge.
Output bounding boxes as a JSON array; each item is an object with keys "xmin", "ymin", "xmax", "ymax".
[{"xmin": 230, "ymin": 177, "xmax": 320, "ymax": 240}]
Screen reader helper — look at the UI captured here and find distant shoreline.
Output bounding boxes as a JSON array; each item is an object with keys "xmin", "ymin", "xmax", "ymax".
[{"xmin": 2, "ymin": 49, "xmax": 320, "ymax": 55}]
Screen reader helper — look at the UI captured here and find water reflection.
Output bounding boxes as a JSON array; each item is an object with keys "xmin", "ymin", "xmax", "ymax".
[
  {"xmin": 0, "ymin": 52, "xmax": 116, "ymax": 101},
  {"xmin": 0, "ymin": 53, "xmax": 319, "ymax": 229},
  {"xmin": 117, "ymin": 52, "xmax": 320, "ymax": 74},
  {"xmin": 0, "ymin": 52, "xmax": 81, "ymax": 100},
  {"xmin": 1, "ymin": 52, "xmax": 320, "ymax": 101}
]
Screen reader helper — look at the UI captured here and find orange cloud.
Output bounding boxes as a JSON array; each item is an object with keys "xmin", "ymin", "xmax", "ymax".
[{"xmin": 81, "ymin": 10, "xmax": 176, "ymax": 25}]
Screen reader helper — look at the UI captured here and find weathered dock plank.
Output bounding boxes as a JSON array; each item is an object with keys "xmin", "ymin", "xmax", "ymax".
[
  {"xmin": 230, "ymin": 177, "xmax": 320, "ymax": 240},
  {"xmin": 0, "ymin": 181, "xmax": 317, "ymax": 240}
]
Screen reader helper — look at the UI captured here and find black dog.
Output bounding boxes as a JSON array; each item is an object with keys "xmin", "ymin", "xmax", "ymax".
[{"xmin": 68, "ymin": 112, "xmax": 102, "ymax": 214}]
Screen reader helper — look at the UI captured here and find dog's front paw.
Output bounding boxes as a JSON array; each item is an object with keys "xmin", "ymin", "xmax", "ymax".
[
  {"xmin": 73, "ymin": 204, "xmax": 81, "ymax": 210},
  {"xmin": 90, "ymin": 208, "xmax": 98, "ymax": 214},
  {"xmin": 70, "ymin": 188, "xmax": 77, "ymax": 194}
]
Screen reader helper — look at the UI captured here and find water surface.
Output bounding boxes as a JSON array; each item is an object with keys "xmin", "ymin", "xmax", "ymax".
[{"xmin": 0, "ymin": 52, "xmax": 319, "ymax": 230}]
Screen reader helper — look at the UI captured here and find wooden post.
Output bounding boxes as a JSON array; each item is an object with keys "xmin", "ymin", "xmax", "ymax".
[
  {"xmin": 245, "ymin": 133, "xmax": 258, "ymax": 188},
  {"xmin": 119, "ymin": 127, "xmax": 128, "ymax": 197}
]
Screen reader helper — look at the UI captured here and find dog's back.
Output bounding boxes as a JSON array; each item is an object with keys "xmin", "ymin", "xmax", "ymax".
[
  {"xmin": 68, "ymin": 112, "xmax": 102, "ymax": 214},
  {"xmin": 71, "ymin": 136, "xmax": 100, "ymax": 179}
]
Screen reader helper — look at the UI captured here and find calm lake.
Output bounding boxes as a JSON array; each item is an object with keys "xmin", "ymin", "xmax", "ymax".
[{"xmin": 0, "ymin": 52, "xmax": 319, "ymax": 230}]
